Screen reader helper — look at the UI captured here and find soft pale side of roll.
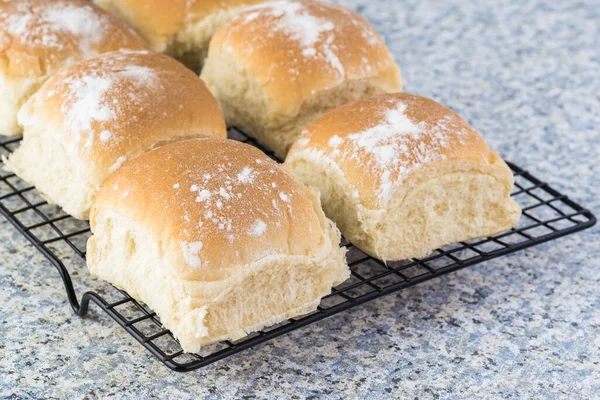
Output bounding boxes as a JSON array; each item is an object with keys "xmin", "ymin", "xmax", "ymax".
[
  {"xmin": 285, "ymin": 93, "xmax": 522, "ymax": 261},
  {"xmin": 86, "ymin": 138, "xmax": 349, "ymax": 353},
  {"xmin": 95, "ymin": 0, "xmax": 269, "ymax": 70},
  {"xmin": 201, "ymin": 0, "xmax": 402, "ymax": 158},
  {"xmin": 0, "ymin": 0, "xmax": 147, "ymax": 135},
  {"xmin": 3, "ymin": 51, "xmax": 226, "ymax": 219}
]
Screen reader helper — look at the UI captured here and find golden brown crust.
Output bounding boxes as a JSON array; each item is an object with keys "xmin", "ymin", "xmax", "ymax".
[
  {"xmin": 0, "ymin": 0, "xmax": 147, "ymax": 79},
  {"xmin": 96, "ymin": 0, "xmax": 269, "ymax": 51},
  {"xmin": 20, "ymin": 50, "xmax": 226, "ymax": 179},
  {"xmin": 91, "ymin": 138, "xmax": 328, "ymax": 281},
  {"xmin": 207, "ymin": 0, "xmax": 402, "ymax": 116},
  {"xmin": 287, "ymin": 93, "xmax": 509, "ymax": 209}
]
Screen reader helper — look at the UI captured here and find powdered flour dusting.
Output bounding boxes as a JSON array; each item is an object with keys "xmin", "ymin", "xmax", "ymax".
[{"xmin": 325, "ymin": 99, "xmax": 468, "ymax": 205}]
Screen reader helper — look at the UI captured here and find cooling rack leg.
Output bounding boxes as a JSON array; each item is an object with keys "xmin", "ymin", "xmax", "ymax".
[{"xmin": 77, "ymin": 292, "xmax": 107, "ymax": 317}]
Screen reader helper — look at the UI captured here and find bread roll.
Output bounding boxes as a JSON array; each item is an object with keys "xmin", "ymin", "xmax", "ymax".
[
  {"xmin": 95, "ymin": 0, "xmax": 269, "ymax": 70},
  {"xmin": 87, "ymin": 138, "xmax": 349, "ymax": 352},
  {"xmin": 4, "ymin": 51, "xmax": 226, "ymax": 220},
  {"xmin": 200, "ymin": 0, "xmax": 402, "ymax": 158},
  {"xmin": 285, "ymin": 93, "xmax": 521, "ymax": 261},
  {"xmin": 0, "ymin": 0, "xmax": 147, "ymax": 136}
]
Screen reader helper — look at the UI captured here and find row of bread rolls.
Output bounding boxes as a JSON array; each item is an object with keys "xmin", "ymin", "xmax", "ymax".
[
  {"xmin": 1, "ymin": 0, "xmax": 521, "ymax": 352},
  {"xmin": 2, "ymin": 43, "xmax": 349, "ymax": 350},
  {"xmin": 95, "ymin": 0, "xmax": 403, "ymax": 156},
  {"xmin": 0, "ymin": 0, "xmax": 271, "ymax": 137},
  {"xmin": 0, "ymin": 0, "xmax": 355, "ymax": 351},
  {"xmin": 2, "ymin": 0, "xmax": 403, "ymax": 218}
]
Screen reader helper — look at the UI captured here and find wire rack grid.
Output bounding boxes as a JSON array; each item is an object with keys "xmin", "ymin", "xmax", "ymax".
[{"xmin": 0, "ymin": 129, "xmax": 596, "ymax": 372}]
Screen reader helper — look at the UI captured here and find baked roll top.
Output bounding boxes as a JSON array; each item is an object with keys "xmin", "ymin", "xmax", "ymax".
[{"xmin": 286, "ymin": 93, "xmax": 521, "ymax": 260}]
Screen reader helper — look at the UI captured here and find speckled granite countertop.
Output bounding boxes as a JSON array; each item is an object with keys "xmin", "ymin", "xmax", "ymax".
[{"xmin": 1, "ymin": 0, "xmax": 598, "ymax": 398}]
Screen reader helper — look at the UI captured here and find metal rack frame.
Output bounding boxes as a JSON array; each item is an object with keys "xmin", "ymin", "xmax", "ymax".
[{"xmin": 0, "ymin": 130, "xmax": 595, "ymax": 372}]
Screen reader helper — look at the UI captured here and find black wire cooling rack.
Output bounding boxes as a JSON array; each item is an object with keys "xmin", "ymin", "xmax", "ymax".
[{"xmin": 0, "ymin": 130, "xmax": 596, "ymax": 372}]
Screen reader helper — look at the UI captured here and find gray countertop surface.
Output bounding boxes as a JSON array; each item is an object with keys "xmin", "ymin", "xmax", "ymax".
[{"xmin": 1, "ymin": 0, "xmax": 598, "ymax": 398}]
